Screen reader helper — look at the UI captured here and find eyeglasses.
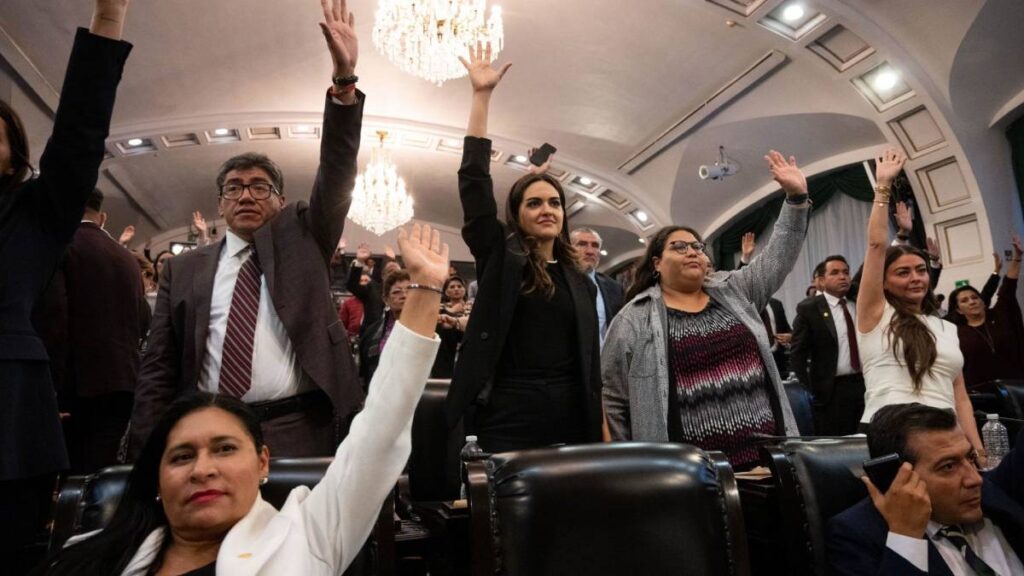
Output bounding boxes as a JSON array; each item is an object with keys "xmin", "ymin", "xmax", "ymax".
[
  {"xmin": 219, "ymin": 182, "xmax": 279, "ymax": 200},
  {"xmin": 666, "ymin": 240, "xmax": 706, "ymax": 255}
]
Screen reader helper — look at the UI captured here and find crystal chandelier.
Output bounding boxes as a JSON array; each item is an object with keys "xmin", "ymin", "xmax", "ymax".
[
  {"xmin": 373, "ymin": 0, "xmax": 505, "ymax": 86},
  {"xmin": 349, "ymin": 131, "xmax": 415, "ymax": 236}
]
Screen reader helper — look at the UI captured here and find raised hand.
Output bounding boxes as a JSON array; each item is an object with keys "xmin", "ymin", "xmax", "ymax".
[
  {"xmin": 875, "ymin": 148, "xmax": 905, "ymax": 188},
  {"xmin": 337, "ymin": 237, "xmax": 348, "ymax": 253},
  {"xmin": 862, "ymin": 463, "xmax": 931, "ymax": 538},
  {"xmin": 741, "ymin": 232, "xmax": 756, "ymax": 262},
  {"xmin": 458, "ymin": 42, "xmax": 511, "ymax": 93},
  {"xmin": 119, "ymin": 225, "xmax": 135, "ymax": 246},
  {"xmin": 993, "ymin": 251, "xmax": 1004, "ymax": 274},
  {"xmin": 765, "ymin": 150, "xmax": 807, "ymax": 197},
  {"xmin": 192, "ymin": 211, "xmax": 207, "ymax": 235},
  {"xmin": 91, "ymin": 0, "xmax": 131, "ymax": 40},
  {"xmin": 319, "ymin": 0, "xmax": 358, "ymax": 77},
  {"xmin": 527, "ymin": 148, "xmax": 554, "ymax": 175},
  {"xmin": 384, "ymin": 245, "xmax": 396, "ymax": 261},
  {"xmin": 1012, "ymin": 233, "xmax": 1023, "ymax": 258},
  {"xmin": 355, "ymin": 242, "xmax": 371, "ymax": 264},
  {"xmin": 894, "ymin": 202, "xmax": 913, "ymax": 235},
  {"xmin": 926, "ymin": 237, "xmax": 942, "ymax": 264},
  {"xmin": 398, "ymin": 224, "xmax": 450, "ymax": 290}
]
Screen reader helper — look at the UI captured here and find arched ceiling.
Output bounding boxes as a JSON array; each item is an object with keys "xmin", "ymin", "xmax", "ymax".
[{"xmin": 2, "ymin": 0, "xmax": 1022, "ymax": 268}]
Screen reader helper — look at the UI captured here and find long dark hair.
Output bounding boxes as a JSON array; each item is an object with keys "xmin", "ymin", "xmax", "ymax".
[
  {"xmin": 38, "ymin": 393, "xmax": 263, "ymax": 576},
  {"xmin": 883, "ymin": 245, "xmax": 940, "ymax": 391},
  {"xmin": 504, "ymin": 173, "xmax": 579, "ymax": 298},
  {"xmin": 625, "ymin": 225, "xmax": 708, "ymax": 302},
  {"xmin": 1, "ymin": 99, "xmax": 33, "ymax": 196},
  {"xmin": 946, "ymin": 284, "xmax": 984, "ymax": 326}
]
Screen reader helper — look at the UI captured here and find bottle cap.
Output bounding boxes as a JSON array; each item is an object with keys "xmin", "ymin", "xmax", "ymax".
[
  {"xmin": 987, "ymin": 413, "xmax": 999, "ymax": 420},
  {"xmin": 466, "ymin": 435, "xmax": 478, "ymax": 442}
]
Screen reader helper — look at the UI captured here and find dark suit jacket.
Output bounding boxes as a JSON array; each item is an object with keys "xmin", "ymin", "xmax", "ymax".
[
  {"xmin": 595, "ymin": 271, "xmax": 624, "ymax": 327},
  {"xmin": 129, "ymin": 93, "xmax": 365, "ymax": 457},
  {"xmin": 0, "ymin": 30, "xmax": 131, "ymax": 480},
  {"xmin": 827, "ymin": 428, "xmax": 1024, "ymax": 576},
  {"xmin": 444, "ymin": 136, "xmax": 603, "ymax": 441},
  {"xmin": 791, "ymin": 294, "xmax": 846, "ymax": 405}
]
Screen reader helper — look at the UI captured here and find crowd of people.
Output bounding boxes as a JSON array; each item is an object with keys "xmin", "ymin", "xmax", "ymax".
[{"xmin": 2, "ymin": 0, "xmax": 1023, "ymax": 574}]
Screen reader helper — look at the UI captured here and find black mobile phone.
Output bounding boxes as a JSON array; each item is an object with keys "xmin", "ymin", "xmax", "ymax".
[
  {"xmin": 1005, "ymin": 249, "xmax": 1013, "ymax": 260},
  {"xmin": 863, "ymin": 453, "xmax": 903, "ymax": 494},
  {"xmin": 529, "ymin": 143, "xmax": 557, "ymax": 166}
]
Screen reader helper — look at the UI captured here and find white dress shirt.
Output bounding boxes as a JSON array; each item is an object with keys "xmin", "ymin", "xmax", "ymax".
[
  {"xmin": 823, "ymin": 292, "xmax": 857, "ymax": 376},
  {"xmin": 199, "ymin": 231, "xmax": 312, "ymax": 402},
  {"xmin": 885, "ymin": 519, "xmax": 1023, "ymax": 575}
]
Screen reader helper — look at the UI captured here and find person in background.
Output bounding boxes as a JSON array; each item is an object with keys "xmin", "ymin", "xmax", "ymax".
[
  {"xmin": 0, "ymin": 1, "xmax": 134, "ymax": 570},
  {"xmin": 944, "ymin": 250, "xmax": 1003, "ymax": 325},
  {"xmin": 947, "ymin": 234, "xmax": 1024, "ymax": 390},
  {"xmin": 571, "ymin": 227, "xmax": 625, "ymax": 349},
  {"xmin": 855, "ymin": 149, "xmax": 983, "ymax": 459},
  {"xmin": 360, "ymin": 270, "xmax": 410, "ymax": 386},
  {"xmin": 432, "ymin": 276, "xmax": 468, "ymax": 379},
  {"xmin": 339, "ymin": 271, "xmax": 368, "ymax": 338},
  {"xmin": 602, "ymin": 150, "xmax": 809, "ymax": 468}
]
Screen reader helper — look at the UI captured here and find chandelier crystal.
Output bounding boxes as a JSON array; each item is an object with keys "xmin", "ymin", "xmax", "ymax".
[
  {"xmin": 349, "ymin": 131, "xmax": 415, "ymax": 236},
  {"xmin": 373, "ymin": 0, "xmax": 505, "ymax": 86}
]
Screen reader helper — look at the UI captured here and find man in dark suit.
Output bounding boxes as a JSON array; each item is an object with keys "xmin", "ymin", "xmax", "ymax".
[
  {"xmin": 128, "ymin": 6, "xmax": 364, "ymax": 459},
  {"xmin": 571, "ymin": 227, "xmax": 624, "ymax": 349},
  {"xmin": 828, "ymin": 403, "xmax": 1023, "ymax": 575},
  {"xmin": 37, "ymin": 189, "xmax": 149, "ymax": 473},
  {"xmin": 791, "ymin": 254, "xmax": 864, "ymax": 435}
]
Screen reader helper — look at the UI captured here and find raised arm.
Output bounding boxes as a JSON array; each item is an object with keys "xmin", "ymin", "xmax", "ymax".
[
  {"xmin": 301, "ymin": 224, "xmax": 445, "ymax": 571},
  {"xmin": 857, "ymin": 149, "xmax": 905, "ymax": 333},
  {"xmin": 1007, "ymin": 234, "xmax": 1023, "ymax": 280},
  {"xmin": 90, "ymin": 0, "xmax": 130, "ymax": 40},
  {"xmin": 459, "ymin": 42, "xmax": 511, "ymax": 139}
]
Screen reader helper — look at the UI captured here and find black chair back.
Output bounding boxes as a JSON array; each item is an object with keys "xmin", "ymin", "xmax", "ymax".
[
  {"xmin": 409, "ymin": 379, "xmax": 461, "ymax": 501},
  {"xmin": 761, "ymin": 438, "xmax": 869, "ymax": 576},
  {"xmin": 467, "ymin": 443, "xmax": 750, "ymax": 576},
  {"xmin": 997, "ymin": 381, "xmax": 1024, "ymax": 418},
  {"xmin": 784, "ymin": 379, "xmax": 815, "ymax": 436}
]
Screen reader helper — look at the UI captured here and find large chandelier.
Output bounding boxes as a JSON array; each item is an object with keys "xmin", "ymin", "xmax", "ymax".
[
  {"xmin": 349, "ymin": 131, "xmax": 415, "ymax": 236},
  {"xmin": 373, "ymin": 0, "xmax": 505, "ymax": 86}
]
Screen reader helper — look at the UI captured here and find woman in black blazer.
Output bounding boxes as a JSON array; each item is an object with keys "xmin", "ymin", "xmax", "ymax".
[
  {"xmin": 444, "ymin": 43, "xmax": 603, "ymax": 453},
  {"xmin": 0, "ymin": 2, "xmax": 133, "ymax": 567}
]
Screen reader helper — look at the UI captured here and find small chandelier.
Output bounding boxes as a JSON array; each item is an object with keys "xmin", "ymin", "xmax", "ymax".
[
  {"xmin": 349, "ymin": 131, "xmax": 415, "ymax": 236},
  {"xmin": 373, "ymin": 0, "xmax": 505, "ymax": 86}
]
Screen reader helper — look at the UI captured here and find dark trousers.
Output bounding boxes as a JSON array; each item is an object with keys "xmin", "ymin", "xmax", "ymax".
[
  {"xmin": 258, "ymin": 394, "xmax": 340, "ymax": 457},
  {"xmin": 813, "ymin": 373, "xmax": 865, "ymax": 436},
  {"xmin": 473, "ymin": 376, "xmax": 587, "ymax": 454},
  {"xmin": 64, "ymin": 392, "xmax": 133, "ymax": 475},
  {"xmin": 0, "ymin": 474, "xmax": 57, "ymax": 575}
]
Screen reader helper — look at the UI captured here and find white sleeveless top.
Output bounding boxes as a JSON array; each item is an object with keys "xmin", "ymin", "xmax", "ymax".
[{"xmin": 857, "ymin": 302, "xmax": 963, "ymax": 423}]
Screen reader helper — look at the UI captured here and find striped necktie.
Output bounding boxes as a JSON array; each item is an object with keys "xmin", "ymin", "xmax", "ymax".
[
  {"xmin": 219, "ymin": 246, "xmax": 262, "ymax": 398},
  {"xmin": 937, "ymin": 524, "xmax": 998, "ymax": 576}
]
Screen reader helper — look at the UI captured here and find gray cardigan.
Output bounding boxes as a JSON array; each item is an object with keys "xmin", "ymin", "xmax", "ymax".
[{"xmin": 602, "ymin": 201, "xmax": 810, "ymax": 442}]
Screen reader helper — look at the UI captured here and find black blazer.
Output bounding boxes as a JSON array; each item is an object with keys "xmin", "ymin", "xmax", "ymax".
[
  {"xmin": 827, "ymin": 428, "xmax": 1024, "ymax": 576},
  {"xmin": 595, "ymin": 271, "xmax": 625, "ymax": 326},
  {"xmin": 0, "ymin": 29, "xmax": 131, "ymax": 480},
  {"xmin": 444, "ymin": 136, "xmax": 603, "ymax": 441},
  {"xmin": 790, "ymin": 294, "xmax": 845, "ymax": 405}
]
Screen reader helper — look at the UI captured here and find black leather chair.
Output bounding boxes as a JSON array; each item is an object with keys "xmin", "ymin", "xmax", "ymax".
[
  {"xmin": 784, "ymin": 379, "xmax": 816, "ymax": 436},
  {"xmin": 408, "ymin": 379, "xmax": 461, "ymax": 501},
  {"xmin": 466, "ymin": 443, "xmax": 750, "ymax": 576},
  {"xmin": 760, "ymin": 438, "xmax": 869, "ymax": 576}
]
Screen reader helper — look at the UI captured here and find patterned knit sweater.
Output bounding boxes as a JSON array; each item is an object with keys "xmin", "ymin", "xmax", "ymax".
[{"xmin": 666, "ymin": 300, "xmax": 776, "ymax": 467}]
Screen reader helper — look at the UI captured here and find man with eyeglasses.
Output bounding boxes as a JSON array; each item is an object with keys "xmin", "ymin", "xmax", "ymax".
[
  {"xmin": 828, "ymin": 403, "xmax": 1023, "ymax": 576},
  {"xmin": 129, "ymin": 0, "xmax": 365, "ymax": 459}
]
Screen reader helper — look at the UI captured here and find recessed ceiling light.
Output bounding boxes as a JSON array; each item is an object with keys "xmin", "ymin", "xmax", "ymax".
[
  {"xmin": 213, "ymin": 128, "xmax": 230, "ymax": 136},
  {"xmin": 635, "ymin": 210, "xmax": 649, "ymax": 223},
  {"xmin": 127, "ymin": 138, "xmax": 143, "ymax": 146},
  {"xmin": 579, "ymin": 177, "xmax": 592, "ymax": 186},
  {"xmin": 638, "ymin": 237, "xmax": 646, "ymax": 244},
  {"xmin": 294, "ymin": 125, "xmax": 314, "ymax": 133},
  {"xmin": 514, "ymin": 155, "xmax": 527, "ymax": 163},
  {"xmin": 782, "ymin": 4, "xmax": 805, "ymax": 22},
  {"xmin": 600, "ymin": 249, "xmax": 608, "ymax": 256},
  {"xmin": 872, "ymin": 68, "xmax": 899, "ymax": 92}
]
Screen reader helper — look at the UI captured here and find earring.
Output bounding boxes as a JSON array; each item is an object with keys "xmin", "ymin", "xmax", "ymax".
[
  {"xmin": 259, "ymin": 477, "xmax": 268, "ymax": 486},
  {"xmin": 155, "ymin": 494, "xmax": 161, "ymax": 502},
  {"xmin": 653, "ymin": 270, "xmax": 661, "ymax": 280}
]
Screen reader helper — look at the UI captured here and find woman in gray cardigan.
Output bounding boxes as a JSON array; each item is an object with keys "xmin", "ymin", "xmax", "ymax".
[{"xmin": 601, "ymin": 151, "xmax": 809, "ymax": 467}]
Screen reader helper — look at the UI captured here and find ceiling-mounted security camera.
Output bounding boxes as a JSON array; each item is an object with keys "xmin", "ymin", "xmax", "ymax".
[{"xmin": 698, "ymin": 146, "xmax": 739, "ymax": 181}]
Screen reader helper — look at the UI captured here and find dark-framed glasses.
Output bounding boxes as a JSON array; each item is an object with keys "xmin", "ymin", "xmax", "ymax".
[
  {"xmin": 219, "ymin": 182, "xmax": 278, "ymax": 200},
  {"xmin": 666, "ymin": 240, "xmax": 706, "ymax": 254}
]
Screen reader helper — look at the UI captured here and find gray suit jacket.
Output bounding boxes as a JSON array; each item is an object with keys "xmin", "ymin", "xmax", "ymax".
[
  {"xmin": 128, "ymin": 92, "xmax": 365, "ymax": 457},
  {"xmin": 602, "ymin": 201, "xmax": 809, "ymax": 441}
]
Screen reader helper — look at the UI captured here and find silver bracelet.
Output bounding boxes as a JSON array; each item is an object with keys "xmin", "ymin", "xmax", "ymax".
[{"xmin": 408, "ymin": 283, "xmax": 443, "ymax": 295}]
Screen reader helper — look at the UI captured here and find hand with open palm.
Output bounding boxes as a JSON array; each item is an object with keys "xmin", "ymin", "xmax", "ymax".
[
  {"xmin": 765, "ymin": 150, "xmax": 808, "ymax": 198},
  {"xmin": 319, "ymin": 0, "xmax": 358, "ymax": 78},
  {"xmin": 458, "ymin": 42, "xmax": 511, "ymax": 94}
]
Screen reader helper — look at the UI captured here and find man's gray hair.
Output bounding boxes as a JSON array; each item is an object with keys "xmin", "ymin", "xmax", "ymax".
[{"xmin": 570, "ymin": 227, "xmax": 603, "ymax": 248}]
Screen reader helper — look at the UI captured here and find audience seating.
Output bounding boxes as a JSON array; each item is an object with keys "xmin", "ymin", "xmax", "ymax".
[
  {"xmin": 760, "ymin": 438, "xmax": 869, "ymax": 576},
  {"xmin": 409, "ymin": 379, "xmax": 461, "ymax": 502},
  {"xmin": 465, "ymin": 443, "xmax": 750, "ymax": 576},
  {"xmin": 783, "ymin": 379, "xmax": 815, "ymax": 436}
]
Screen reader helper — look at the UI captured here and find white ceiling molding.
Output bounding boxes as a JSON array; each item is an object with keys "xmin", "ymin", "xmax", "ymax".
[{"xmin": 0, "ymin": 23, "xmax": 58, "ymax": 113}]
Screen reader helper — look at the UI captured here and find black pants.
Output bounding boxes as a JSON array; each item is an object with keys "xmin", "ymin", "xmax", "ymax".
[
  {"xmin": 64, "ymin": 392, "xmax": 134, "ymax": 475},
  {"xmin": 473, "ymin": 376, "xmax": 587, "ymax": 454},
  {"xmin": 0, "ymin": 474, "xmax": 57, "ymax": 575},
  {"xmin": 813, "ymin": 373, "xmax": 865, "ymax": 436}
]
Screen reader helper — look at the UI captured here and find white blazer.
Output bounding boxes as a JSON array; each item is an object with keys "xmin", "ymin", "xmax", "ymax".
[{"xmin": 109, "ymin": 323, "xmax": 439, "ymax": 575}]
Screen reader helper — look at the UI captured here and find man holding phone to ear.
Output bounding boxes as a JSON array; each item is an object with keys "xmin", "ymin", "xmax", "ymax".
[{"xmin": 827, "ymin": 403, "xmax": 1024, "ymax": 575}]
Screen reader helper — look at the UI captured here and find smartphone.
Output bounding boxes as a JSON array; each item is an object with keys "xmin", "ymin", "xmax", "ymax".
[
  {"xmin": 529, "ymin": 143, "xmax": 557, "ymax": 166},
  {"xmin": 1005, "ymin": 249, "xmax": 1013, "ymax": 260},
  {"xmin": 863, "ymin": 453, "xmax": 903, "ymax": 494}
]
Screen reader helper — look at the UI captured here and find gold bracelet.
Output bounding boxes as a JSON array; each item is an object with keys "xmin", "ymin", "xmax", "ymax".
[{"xmin": 874, "ymin": 185, "xmax": 892, "ymax": 193}]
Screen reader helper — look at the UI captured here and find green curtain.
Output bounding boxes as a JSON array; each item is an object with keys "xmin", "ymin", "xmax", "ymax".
[
  {"xmin": 712, "ymin": 163, "xmax": 872, "ymax": 270},
  {"xmin": 1008, "ymin": 116, "xmax": 1024, "ymax": 214}
]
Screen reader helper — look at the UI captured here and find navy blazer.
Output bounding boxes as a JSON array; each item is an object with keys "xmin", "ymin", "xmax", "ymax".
[
  {"xmin": 827, "ymin": 428, "xmax": 1024, "ymax": 576},
  {"xmin": 595, "ymin": 271, "xmax": 624, "ymax": 326},
  {"xmin": 0, "ymin": 30, "xmax": 131, "ymax": 480},
  {"xmin": 444, "ymin": 136, "xmax": 603, "ymax": 441}
]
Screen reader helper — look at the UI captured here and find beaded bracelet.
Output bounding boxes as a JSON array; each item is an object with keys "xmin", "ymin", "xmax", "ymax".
[{"xmin": 408, "ymin": 283, "xmax": 443, "ymax": 295}]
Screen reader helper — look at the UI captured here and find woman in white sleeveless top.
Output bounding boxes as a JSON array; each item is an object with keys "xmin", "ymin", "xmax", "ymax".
[{"xmin": 855, "ymin": 149, "xmax": 983, "ymax": 457}]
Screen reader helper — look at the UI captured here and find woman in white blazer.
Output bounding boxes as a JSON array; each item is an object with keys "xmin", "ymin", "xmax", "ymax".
[{"xmin": 37, "ymin": 224, "xmax": 450, "ymax": 576}]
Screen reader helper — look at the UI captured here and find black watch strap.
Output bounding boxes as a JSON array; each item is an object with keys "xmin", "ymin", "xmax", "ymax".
[{"xmin": 332, "ymin": 74, "xmax": 358, "ymax": 86}]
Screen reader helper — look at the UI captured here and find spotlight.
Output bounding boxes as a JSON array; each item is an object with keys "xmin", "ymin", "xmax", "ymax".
[
  {"xmin": 169, "ymin": 241, "xmax": 197, "ymax": 255},
  {"xmin": 635, "ymin": 210, "xmax": 649, "ymax": 223},
  {"xmin": 294, "ymin": 125, "xmax": 314, "ymax": 133},
  {"xmin": 579, "ymin": 177, "xmax": 592, "ymax": 186},
  {"xmin": 782, "ymin": 4, "xmax": 805, "ymax": 22},
  {"xmin": 213, "ymin": 128, "xmax": 230, "ymax": 136},
  {"xmin": 600, "ymin": 249, "xmax": 608, "ymax": 256},
  {"xmin": 872, "ymin": 68, "xmax": 899, "ymax": 92},
  {"xmin": 127, "ymin": 138, "xmax": 144, "ymax": 147},
  {"xmin": 514, "ymin": 155, "xmax": 527, "ymax": 163},
  {"xmin": 698, "ymin": 146, "xmax": 739, "ymax": 181},
  {"xmin": 638, "ymin": 237, "xmax": 647, "ymax": 245}
]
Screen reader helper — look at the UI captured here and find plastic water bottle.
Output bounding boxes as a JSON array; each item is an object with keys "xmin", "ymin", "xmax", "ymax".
[
  {"xmin": 459, "ymin": 435, "xmax": 485, "ymax": 499},
  {"xmin": 981, "ymin": 414, "xmax": 1010, "ymax": 470}
]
